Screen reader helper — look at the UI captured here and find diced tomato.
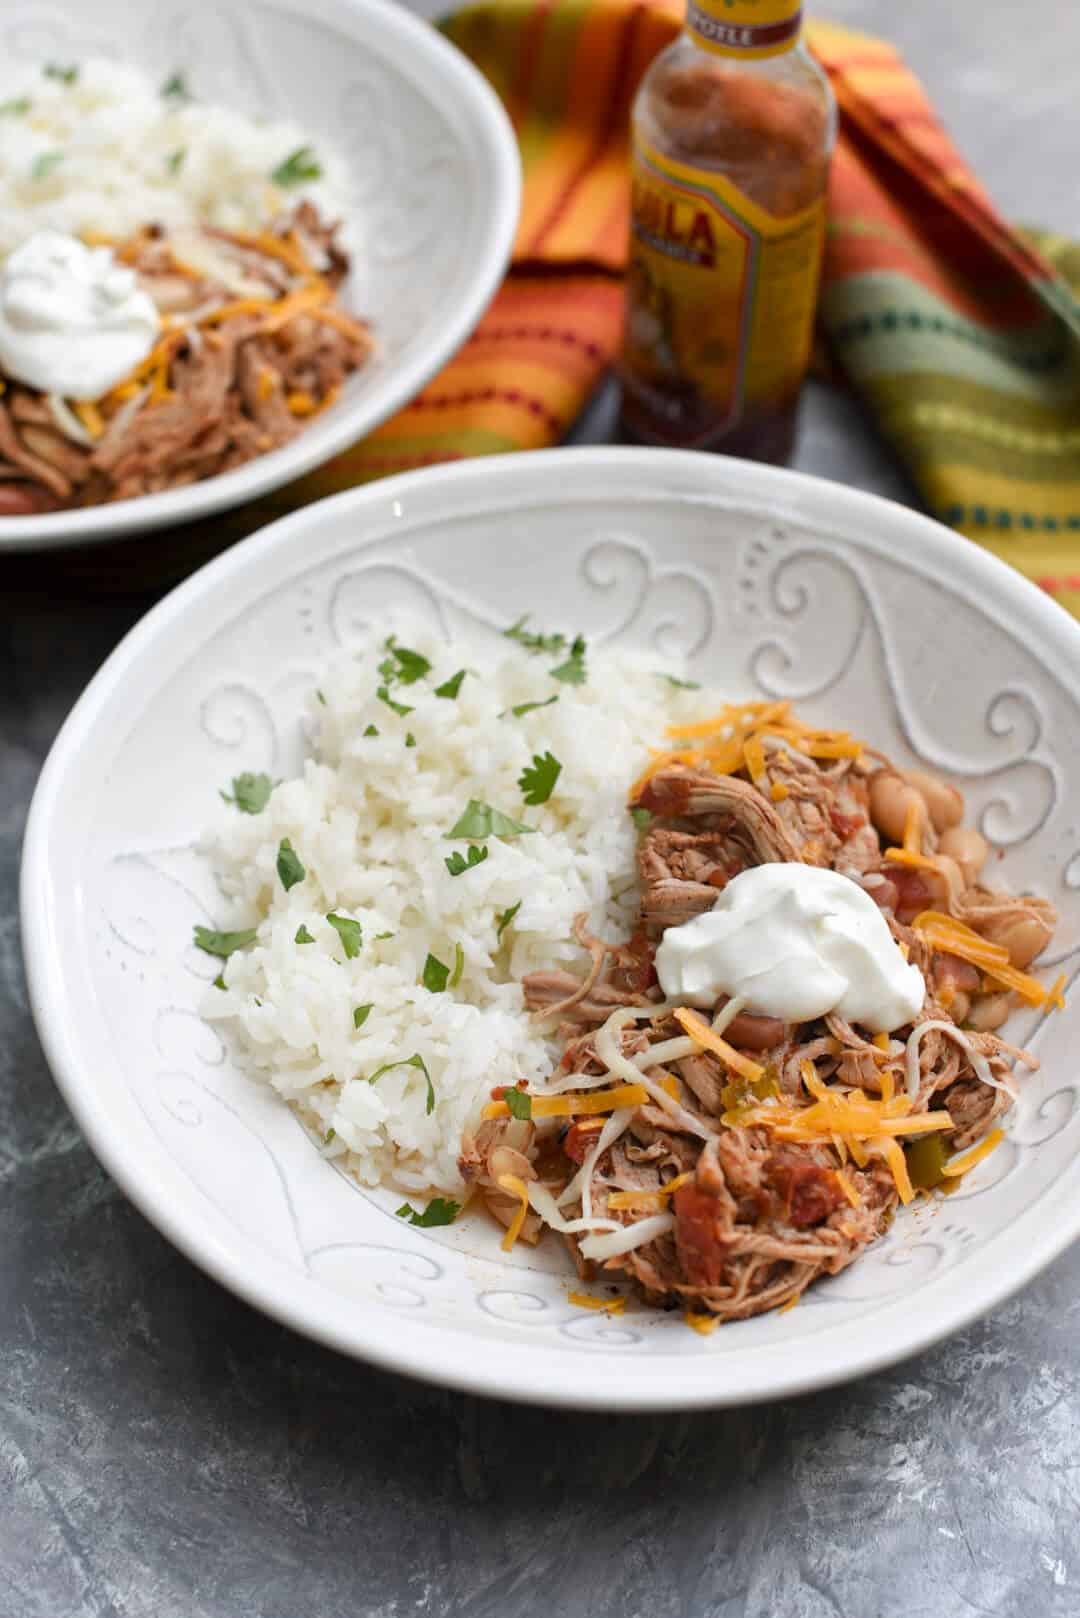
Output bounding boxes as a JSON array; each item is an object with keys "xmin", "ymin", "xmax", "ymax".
[
  {"xmin": 563, "ymin": 1122, "xmax": 602, "ymax": 1164},
  {"xmin": 674, "ymin": 1183, "xmax": 731, "ymax": 1288},
  {"xmin": 830, "ymin": 809, "xmax": 865, "ymax": 840},
  {"xmin": 766, "ymin": 1153, "xmax": 845, "ymax": 1228}
]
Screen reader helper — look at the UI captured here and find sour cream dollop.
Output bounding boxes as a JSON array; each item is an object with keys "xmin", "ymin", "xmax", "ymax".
[
  {"xmin": 0, "ymin": 230, "xmax": 160, "ymax": 399},
  {"xmin": 655, "ymin": 864, "xmax": 925, "ymax": 1033}
]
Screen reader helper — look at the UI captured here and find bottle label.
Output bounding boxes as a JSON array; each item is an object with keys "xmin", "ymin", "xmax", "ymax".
[
  {"xmin": 687, "ymin": 0, "xmax": 801, "ymax": 59},
  {"xmin": 623, "ymin": 134, "xmax": 825, "ymax": 440}
]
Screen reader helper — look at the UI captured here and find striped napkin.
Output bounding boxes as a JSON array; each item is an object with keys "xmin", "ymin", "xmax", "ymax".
[{"xmin": 26, "ymin": 3, "xmax": 1080, "ymax": 613}]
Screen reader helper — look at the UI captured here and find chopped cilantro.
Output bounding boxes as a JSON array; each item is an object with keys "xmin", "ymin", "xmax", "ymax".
[
  {"xmin": 445, "ymin": 844, "xmax": 488, "ymax": 877},
  {"xmin": 165, "ymin": 147, "xmax": 185, "ymax": 175},
  {"xmin": 662, "ymin": 674, "xmax": 701, "ymax": 690},
  {"xmin": 422, "ymin": 952, "xmax": 450, "ymax": 994},
  {"xmin": 193, "ymin": 925, "xmax": 257, "ymax": 958},
  {"xmin": 294, "ymin": 924, "xmax": 315, "ymax": 944},
  {"xmin": 315, "ymin": 689, "xmax": 327, "ymax": 706},
  {"xmin": 495, "ymin": 900, "xmax": 522, "ymax": 940},
  {"xmin": 324, "ymin": 1127, "xmax": 336, "ymax": 1143},
  {"xmin": 326, "ymin": 912, "xmax": 362, "ymax": 959},
  {"xmin": 374, "ymin": 931, "xmax": 395, "ymax": 940},
  {"xmin": 380, "ymin": 642, "xmax": 431, "ymax": 685},
  {"xmin": 363, "ymin": 723, "xmax": 379, "ymax": 737},
  {"xmin": 31, "ymin": 151, "xmax": 63, "ymax": 182},
  {"xmin": 213, "ymin": 973, "xmax": 227, "ymax": 991},
  {"xmin": 271, "ymin": 144, "xmax": 322, "ymax": 187},
  {"xmin": 376, "ymin": 685, "xmax": 413, "ymax": 717},
  {"xmin": 405, "ymin": 733, "xmax": 416, "ymax": 748},
  {"xmin": 507, "ymin": 695, "xmax": 558, "ymax": 718},
  {"xmin": 630, "ymin": 807, "xmax": 653, "ymax": 830},
  {"xmin": 395, "ymin": 1196, "xmax": 459, "ymax": 1228},
  {"xmin": 505, "ymin": 1087, "xmax": 532, "ymax": 1121},
  {"xmin": 276, "ymin": 838, "xmax": 305, "ymax": 891},
  {"xmin": 449, "ymin": 942, "xmax": 464, "ymax": 989},
  {"xmin": 446, "ymin": 800, "xmax": 534, "ymax": 839},
  {"xmin": 369, "ymin": 1053, "xmax": 435, "ymax": 1114},
  {"xmin": 550, "ymin": 634, "xmax": 587, "ymax": 685},
  {"xmin": 220, "ymin": 771, "xmax": 273, "ymax": 813},
  {"xmin": 434, "ymin": 669, "xmax": 466, "ymax": 699},
  {"xmin": 0, "ymin": 98, "xmax": 31, "ymax": 116},
  {"xmin": 44, "ymin": 64, "xmax": 78, "ymax": 85},
  {"xmin": 518, "ymin": 750, "xmax": 561, "ymax": 806},
  {"xmin": 160, "ymin": 71, "xmax": 190, "ymax": 101},
  {"xmin": 503, "ymin": 616, "xmax": 567, "ymax": 656},
  {"xmin": 353, "ymin": 1004, "xmax": 373, "ymax": 1029}
]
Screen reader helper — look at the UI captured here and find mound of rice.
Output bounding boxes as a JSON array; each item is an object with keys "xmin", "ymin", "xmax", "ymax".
[
  {"xmin": 202, "ymin": 620, "xmax": 711, "ymax": 1195},
  {"xmin": 0, "ymin": 59, "xmax": 351, "ymax": 258}
]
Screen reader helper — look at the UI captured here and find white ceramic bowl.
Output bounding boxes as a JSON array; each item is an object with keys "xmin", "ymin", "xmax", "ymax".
[
  {"xmin": 21, "ymin": 448, "xmax": 1080, "ymax": 1408},
  {"xmin": 0, "ymin": 0, "xmax": 519, "ymax": 551}
]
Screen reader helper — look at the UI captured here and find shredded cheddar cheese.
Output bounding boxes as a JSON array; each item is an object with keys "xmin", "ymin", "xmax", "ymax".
[
  {"xmin": 606, "ymin": 1171, "xmax": 693, "ymax": 1213},
  {"xmin": 496, "ymin": 1174, "xmax": 530, "ymax": 1252},
  {"xmin": 481, "ymin": 1083, "xmax": 650, "ymax": 1122},
  {"xmin": 674, "ymin": 1006, "xmax": 766, "ymax": 1083},
  {"xmin": 684, "ymin": 1311, "xmax": 719, "ymax": 1335},
  {"xmin": 73, "ymin": 399, "xmax": 104, "ymax": 438},
  {"xmin": 913, "ymin": 910, "xmax": 1060, "ymax": 1009},
  {"xmin": 568, "ymin": 1291, "xmax": 627, "ymax": 1314},
  {"xmin": 629, "ymin": 701, "xmax": 863, "ymax": 802},
  {"xmin": 835, "ymin": 1170, "xmax": 860, "ymax": 1207},
  {"xmin": 941, "ymin": 1127, "xmax": 1004, "ymax": 1179}
]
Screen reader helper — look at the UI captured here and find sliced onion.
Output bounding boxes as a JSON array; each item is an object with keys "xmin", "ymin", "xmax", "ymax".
[
  {"xmin": 556, "ymin": 1106, "xmax": 634, "ymax": 1212},
  {"xmin": 579, "ymin": 1212, "xmax": 675, "ymax": 1261},
  {"xmin": 596, "ymin": 1008, "xmax": 716, "ymax": 1141},
  {"xmin": 636, "ymin": 1035, "xmax": 697, "ymax": 1068}
]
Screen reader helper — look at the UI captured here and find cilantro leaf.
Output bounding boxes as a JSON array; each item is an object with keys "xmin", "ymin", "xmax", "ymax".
[
  {"xmin": 31, "ymin": 151, "xmax": 63, "ymax": 181},
  {"xmin": 374, "ymin": 931, "xmax": 395, "ymax": 940},
  {"xmin": 396, "ymin": 1196, "xmax": 459, "ymax": 1228},
  {"xmin": 220, "ymin": 771, "xmax": 272, "ymax": 813},
  {"xmin": 446, "ymin": 800, "xmax": 534, "ymax": 839},
  {"xmin": 315, "ymin": 689, "xmax": 327, "ymax": 706},
  {"xmin": 504, "ymin": 616, "xmax": 567, "ymax": 656},
  {"xmin": 434, "ymin": 669, "xmax": 466, "ymax": 700},
  {"xmin": 353, "ymin": 1003, "xmax": 373, "ymax": 1029},
  {"xmin": 445, "ymin": 844, "xmax": 488, "ymax": 877},
  {"xmin": 271, "ymin": 144, "xmax": 322, "ymax": 187},
  {"xmin": 384, "ymin": 643, "xmax": 431, "ymax": 685},
  {"xmin": 44, "ymin": 64, "xmax": 78, "ymax": 84},
  {"xmin": 449, "ymin": 942, "xmax": 464, "ymax": 989},
  {"xmin": 495, "ymin": 900, "xmax": 521, "ymax": 940},
  {"xmin": 324, "ymin": 1127, "xmax": 336, "ymax": 1144},
  {"xmin": 276, "ymin": 838, "xmax": 306, "ymax": 891},
  {"xmin": 505, "ymin": 1087, "xmax": 532, "ymax": 1121},
  {"xmin": 193, "ymin": 925, "xmax": 256, "ymax": 958},
  {"xmin": 0, "ymin": 98, "xmax": 31, "ymax": 116},
  {"xmin": 213, "ymin": 973, "xmax": 227, "ymax": 991},
  {"xmin": 550, "ymin": 634, "xmax": 587, "ymax": 685},
  {"xmin": 405, "ymin": 733, "xmax": 416, "ymax": 748},
  {"xmin": 376, "ymin": 685, "xmax": 413, "ymax": 717},
  {"xmin": 294, "ymin": 924, "xmax": 315, "ymax": 944},
  {"xmin": 630, "ymin": 807, "xmax": 653, "ymax": 830},
  {"xmin": 326, "ymin": 912, "xmax": 362, "ymax": 959},
  {"xmin": 518, "ymin": 750, "xmax": 561, "ymax": 806},
  {"xmin": 422, "ymin": 953, "xmax": 450, "ymax": 994},
  {"xmin": 363, "ymin": 723, "xmax": 379, "ymax": 737},
  {"xmin": 161, "ymin": 71, "xmax": 190, "ymax": 100},
  {"xmin": 166, "ymin": 148, "xmax": 186, "ymax": 175},
  {"xmin": 369, "ymin": 1053, "xmax": 435, "ymax": 1114},
  {"xmin": 662, "ymin": 674, "xmax": 701, "ymax": 690},
  {"xmin": 507, "ymin": 695, "xmax": 558, "ymax": 718}
]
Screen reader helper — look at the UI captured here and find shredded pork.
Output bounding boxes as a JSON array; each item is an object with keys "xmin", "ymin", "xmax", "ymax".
[
  {"xmin": 461, "ymin": 715, "xmax": 1059, "ymax": 1326},
  {"xmin": 0, "ymin": 202, "xmax": 371, "ymax": 514}
]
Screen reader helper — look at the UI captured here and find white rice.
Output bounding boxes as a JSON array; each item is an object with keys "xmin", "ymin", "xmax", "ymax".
[
  {"xmin": 202, "ymin": 618, "xmax": 713, "ymax": 1196},
  {"xmin": 0, "ymin": 59, "xmax": 351, "ymax": 258}
]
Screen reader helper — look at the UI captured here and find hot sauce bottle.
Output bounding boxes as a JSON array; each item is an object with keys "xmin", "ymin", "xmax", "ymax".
[{"xmin": 619, "ymin": 0, "xmax": 835, "ymax": 463}]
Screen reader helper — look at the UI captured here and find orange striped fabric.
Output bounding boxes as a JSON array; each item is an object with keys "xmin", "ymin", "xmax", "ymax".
[{"xmin": 252, "ymin": 2, "xmax": 1080, "ymax": 615}]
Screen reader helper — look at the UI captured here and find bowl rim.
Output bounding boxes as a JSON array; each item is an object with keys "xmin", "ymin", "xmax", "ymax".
[
  {"xmin": 20, "ymin": 446, "xmax": 1080, "ymax": 1409},
  {"xmin": 0, "ymin": 0, "xmax": 521, "ymax": 553}
]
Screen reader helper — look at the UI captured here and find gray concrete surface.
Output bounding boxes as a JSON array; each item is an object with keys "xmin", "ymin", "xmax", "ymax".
[{"xmin": 4, "ymin": 5, "xmax": 1080, "ymax": 1616}]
